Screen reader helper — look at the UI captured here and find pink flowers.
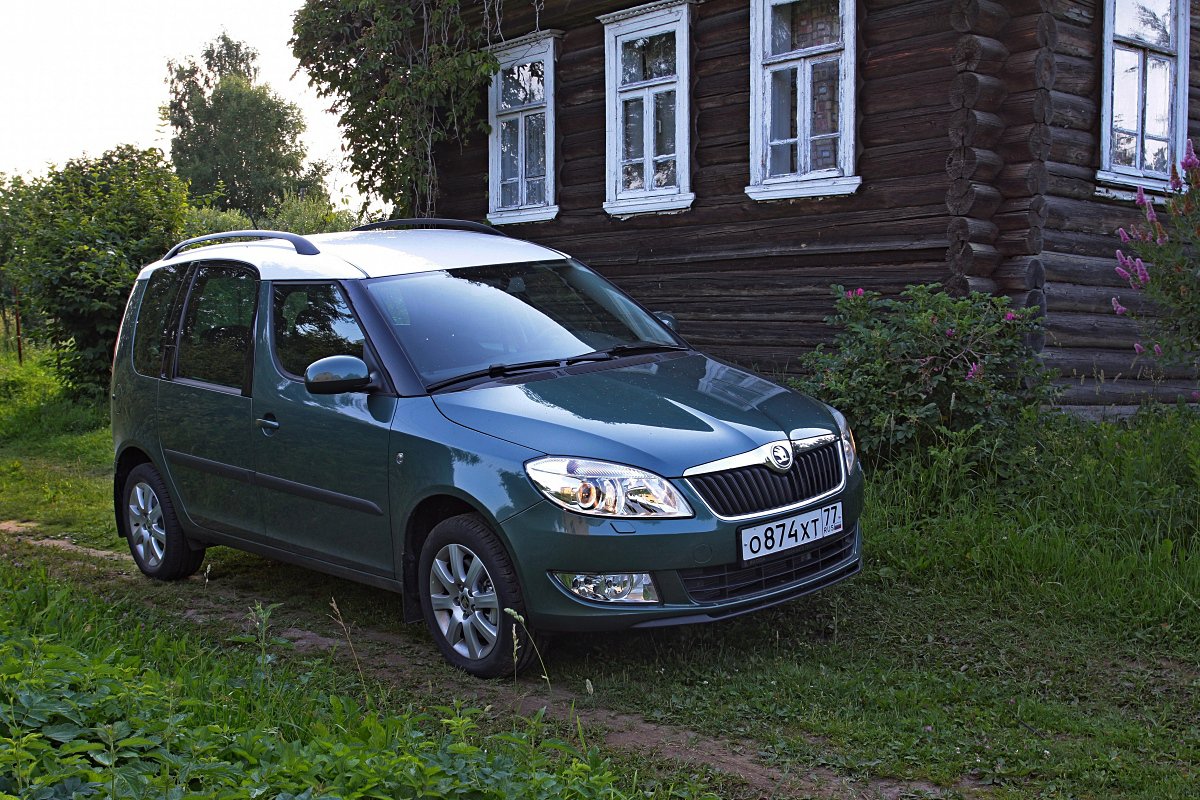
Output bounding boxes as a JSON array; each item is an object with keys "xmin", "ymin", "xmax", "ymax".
[
  {"xmin": 1134, "ymin": 258, "xmax": 1150, "ymax": 285},
  {"xmin": 945, "ymin": 328, "xmax": 956, "ymax": 338},
  {"xmin": 1134, "ymin": 342, "xmax": 1145, "ymax": 355},
  {"xmin": 1154, "ymin": 344, "xmax": 1163, "ymax": 357},
  {"xmin": 844, "ymin": 287, "xmax": 865, "ymax": 300},
  {"xmin": 965, "ymin": 362, "xmax": 982, "ymax": 381},
  {"xmin": 1111, "ymin": 297, "xmax": 1127, "ymax": 316},
  {"xmin": 1135, "ymin": 186, "xmax": 1148, "ymax": 207},
  {"xmin": 1004, "ymin": 311, "xmax": 1017, "ymax": 322},
  {"xmin": 1118, "ymin": 228, "xmax": 1130, "ymax": 243},
  {"xmin": 1182, "ymin": 139, "xmax": 1200, "ymax": 172}
]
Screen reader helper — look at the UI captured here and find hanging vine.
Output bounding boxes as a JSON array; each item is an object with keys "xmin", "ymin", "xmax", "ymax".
[{"xmin": 294, "ymin": 0, "xmax": 528, "ymax": 216}]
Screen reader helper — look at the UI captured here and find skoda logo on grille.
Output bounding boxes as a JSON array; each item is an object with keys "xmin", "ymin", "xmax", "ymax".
[{"xmin": 768, "ymin": 444, "xmax": 793, "ymax": 473}]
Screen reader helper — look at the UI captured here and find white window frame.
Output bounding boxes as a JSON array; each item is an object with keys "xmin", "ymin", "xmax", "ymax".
[
  {"xmin": 746, "ymin": 0, "xmax": 860, "ymax": 201},
  {"xmin": 488, "ymin": 31, "xmax": 562, "ymax": 225},
  {"xmin": 1099, "ymin": 0, "xmax": 1190, "ymax": 194},
  {"xmin": 599, "ymin": 1, "xmax": 695, "ymax": 217}
]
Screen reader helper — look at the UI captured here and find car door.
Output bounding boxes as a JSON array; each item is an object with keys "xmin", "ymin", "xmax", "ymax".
[
  {"xmin": 250, "ymin": 280, "xmax": 395, "ymax": 577},
  {"xmin": 157, "ymin": 261, "xmax": 261, "ymax": 538}
]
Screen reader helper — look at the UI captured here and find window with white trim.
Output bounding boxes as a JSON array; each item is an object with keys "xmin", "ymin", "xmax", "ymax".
[
  {"xmin": 746, "ymin": 0, "xmax": 859, "ymax": 200},
  {"xmin": 1100, "ymin": 0, "xmax": 1190, "ymax": 192},
  {"xmin": 488, "ymin": 32, "xmax": 561, "ymax": 224},
  {"xmin": 599, "ymin": 1, "xmax": 694, "ymax": 216}
]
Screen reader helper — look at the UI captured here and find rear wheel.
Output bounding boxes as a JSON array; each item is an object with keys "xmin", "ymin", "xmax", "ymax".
[
  {"xmin": 122, "ymin": 464, "xmax": 205, "ymax": 580},
  {"xmin": 418, "ymin": 513, "xmax": 539, "ymax": 678}
]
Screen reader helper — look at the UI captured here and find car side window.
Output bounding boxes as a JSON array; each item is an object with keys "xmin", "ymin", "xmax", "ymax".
[
  {"xmin": 175, "ymin": 264, "xmax": 258, "ymax": 391},
  {"xmin": 132, "ymin": 264, "xmax": 184, "ymax": 377},
  {"xmin": 272, "ymin": 282, "xmax": 366, "ymax": 377}
]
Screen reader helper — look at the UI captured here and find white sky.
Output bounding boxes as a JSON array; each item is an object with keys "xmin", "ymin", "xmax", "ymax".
[{"xmin": 0, "ymin": 0, "xmax": 363, "ymax": 206}]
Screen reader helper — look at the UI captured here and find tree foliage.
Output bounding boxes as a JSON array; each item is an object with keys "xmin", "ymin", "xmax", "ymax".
[
  {"xmin": 5, "ymin": 147, "xmax": 190, "ymax": 395},
  {"xmin": 167, "ymin": 33, "xmax": 327, "ymax": 223},
  {"xmin": 292, "ymin": 1, "xmax": 499, "ymax": 216}
]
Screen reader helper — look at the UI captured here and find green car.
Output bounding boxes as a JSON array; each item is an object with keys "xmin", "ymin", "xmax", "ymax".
[{"xmin": 111, "ymin": 220, "xmax": 863, "ymax": 677}]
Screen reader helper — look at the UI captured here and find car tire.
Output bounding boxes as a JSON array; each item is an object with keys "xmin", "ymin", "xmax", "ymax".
[
  {"xmin": 122, "ymin": 464, "xmax": 205, "ymax": 580},
  {"xmin": 418, "ymin": 513, "xmax": 539, "ymax": 678}
]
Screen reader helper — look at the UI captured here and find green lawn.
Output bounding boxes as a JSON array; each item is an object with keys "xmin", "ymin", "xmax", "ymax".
[{"xmin": 2, "ymin": 351, "xmax": 1197, "ymax": 798}]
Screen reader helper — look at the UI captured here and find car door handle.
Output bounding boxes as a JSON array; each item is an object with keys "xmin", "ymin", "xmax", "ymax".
[{"xmin": 256, "ymin": 416, "xmax": 280, "ymax": 431}]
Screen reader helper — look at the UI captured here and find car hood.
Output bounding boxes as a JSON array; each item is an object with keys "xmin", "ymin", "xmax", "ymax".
[{"xmin": 431, "ymin": 353, "xmax": 837, "ymax": 477}]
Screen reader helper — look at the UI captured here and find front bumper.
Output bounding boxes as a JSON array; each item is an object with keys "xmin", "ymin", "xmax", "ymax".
[{"xmin": 498, "ymin": 467, "xmax": 864, "ymax": 632}]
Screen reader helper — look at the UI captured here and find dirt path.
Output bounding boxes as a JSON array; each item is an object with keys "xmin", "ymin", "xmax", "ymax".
[{"xmin": 2, "ymin": 524, "xmax": 991, "ymax": 800}]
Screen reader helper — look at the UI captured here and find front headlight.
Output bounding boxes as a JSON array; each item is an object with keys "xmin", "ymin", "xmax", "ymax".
[
  {"xmin": 829, "ymin": 407, "xmax": 858, "ymax": 474},
  {"xmin": 525, "ymin": 457, "xmax": 692, "ymax": 518}
]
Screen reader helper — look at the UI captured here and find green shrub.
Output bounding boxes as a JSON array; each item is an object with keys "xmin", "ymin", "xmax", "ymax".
[
  {"xmin": 796, "ymin": 284, "xmax": 1053, "ymax": 467},
  {"xmin": 182, "ymin": 204, "xmax": 254, "ymax": 238}
]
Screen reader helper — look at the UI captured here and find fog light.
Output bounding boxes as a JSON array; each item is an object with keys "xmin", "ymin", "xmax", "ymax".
[{"xmin": 554, "ymin": 572, "xmax": 659, "ymax": 603}]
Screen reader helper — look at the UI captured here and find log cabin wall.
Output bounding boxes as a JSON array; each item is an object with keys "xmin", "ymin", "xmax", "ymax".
[
  {"xmin": 1029, "ymin": 0, "xmax": 1199, "ymax": 406},
  {"xmin": 436, "ymin": 0, "xmax": 960, "ymax": 377}
]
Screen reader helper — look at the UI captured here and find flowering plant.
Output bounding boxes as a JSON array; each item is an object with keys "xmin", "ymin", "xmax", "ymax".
[
  {"xmin": 1113, "ymin": 140, "xmax": 1200, "ymax": 372},
  {"xmin": 796, "ymin": 284, "xmax": 1053, "ymax": 464}
]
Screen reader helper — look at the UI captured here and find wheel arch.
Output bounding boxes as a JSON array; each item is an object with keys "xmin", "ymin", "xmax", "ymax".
[
  {"xmin": 401, "ymin": 493, "xmax": 500, "ymax": 623},
  {"xmin": 113, "ymin": 446, "xmax": 154, "ymax": 540}
]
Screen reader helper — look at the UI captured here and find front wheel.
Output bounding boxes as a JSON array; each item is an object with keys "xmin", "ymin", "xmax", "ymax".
[
  {"xmin": 418, "ymin": 514, "xmax": 539, "ymax": 678},
  {"xmin": 122, "ymin": 463, "xmax": 205, "ymax": 580}
]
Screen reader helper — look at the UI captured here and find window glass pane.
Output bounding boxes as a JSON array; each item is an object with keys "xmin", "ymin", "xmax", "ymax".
[
  {"xmin": 1111, "ymin": 47, "xmax": 1141, "ymax": 131},
  {"xmin": 133, "ymin": 265, "xmax": 183, "ymax": 377},
  {"xmin": 623, "ymin": 97, "xmax": 645, "ymax": 161},
  {"xmin": 769, "ymin": 68, "xmax": 798, "ymax": 142},
  {"xmin": 771, "ymin": 0, "xmax": 840, "ymax": 56},
  {"xmin": 176, "ymin": 266, "xmax": 256, "ymax": 389},
  {"xmin": 653, "ymin": 158, "xmax": 677, "ymax": 189},
  {"xmin": 810, "ymin": 59, "xmax": 840, "ymax": 136},
  {"xmin": 1112, "ymin": 131, "xmax": 1138, "ymax": 167},
  {"xmin": 273, "ymin": 283, "xmax": 365, "ymax": 377},
  {"xmin": 621, "ymin": 32, "xmax": 676, "ymax": 85},
  {"xmin": 1144, "ymin": 56, "xmax": 1172, "ymax": 139},
  {"xmin": 623, "ymin": 164, "xmax": 645, "ymax": 191},
  {"xmin": 810, "ymin": 137, "xmax": 839, "ymax": 171},
  {"xmin": 654, "ymin": 90, "xmax": 676, "ymax": 157},
  {"xmin": 500, "ymin": 181, "xmax": 519, "ymax": 208},
  {"xmin": 1114, "ymin": 0, "xmax": 1173, "ymax": 48},
  {"xmin": 524, "ymin": 112, "xmax": 546, "ymax": 179},
  {"xmin": 500, "ymin": 119, "xmax": 520, "ymax": 181},
  {"xmin": 500, "ymin": 61, "xmax": 545, "ymax": 109},
  {"xmin": 769, "ymin": 143, "xmax": 797, "ymax": 176},
  {"xmin": 1144, "ymin": 138, "xmax": 1170, "ymax": 174},
  {"xmin": 526, "ymin": 177, "xmax": 546, "ymax": 206}
]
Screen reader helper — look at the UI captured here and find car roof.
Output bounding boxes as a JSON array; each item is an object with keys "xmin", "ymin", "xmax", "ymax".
[{"xmin": 137, "ymin": 228, "xmax": 568, "ymax": 281}]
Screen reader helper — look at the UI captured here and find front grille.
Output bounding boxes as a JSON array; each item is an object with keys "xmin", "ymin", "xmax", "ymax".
[
  {"xmin": 688, "ymin": 441, "xmax": 842, "ymax": 518},
  {"xmin": 679, "ymin": 524, "xmax": 858, "ymax": 604}
]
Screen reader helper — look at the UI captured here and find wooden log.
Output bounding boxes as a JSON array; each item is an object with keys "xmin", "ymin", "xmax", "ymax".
[
  {"xmin": 950, "ymin": 0, "xmax": 1010, "ymax": 35},
  {"xmin": 948, "ymin": 108, "xmax": 1006, "ymax": 148},
  {"xmin": 996, "ymin": 161, "xmax": 1049, "ymax": 196},
  {"xmin": 1055, "ymin": 380, "xmax": 1199, "ymax": 406},
  {"xmin": 1049, "ymin": 126, "xmax": 1097, "ymax": 167},
  {"xmin": 1044, "ymin": 0, "xmax": 1095, "ymax": 25},
  {"xmin": 952, "ymin": 35, "xmax": 1010, "ymax": 73},
  {"xmin": 863, "ymin": 67, "xmax": 957, "ymax": 116},
  {"xmin": 1006, "ymin": 13, "xmax": 1058, "ymax": 50},
  {"xmin": 967, "ymin": 275, "xmax": 1000, "ymax": 294},
  {"xmin": 1004, "ymin": 288, "xmax": 1047, "ymax": 315},
  {"xmin": 1041, "ymin": 252, "xmax": 1124, "ymax": 287},
  {"xmin": 1048, "ymin": 90, "xmax": 1097, "ymax": 130},
  {"xmin": 946, "ymin": 240, "xmax": 1003, "ymax": 276},
  {"xmin": 946, "ymin": 146, "xmax": 1004, "ymax": 180},
  {"xmin": 1003, "ymin": 0, "xmax": 1053, "ymax": 15},
  {"xmin": 1042, "ymin": 228, "xmax": 1127, "ymax": 260},
  {"xmin": 949, "ymin": 71, "xmax": 1008, "ymax": 110},
  {"xmin": 998, "ymin": 123, "xmax": 1052, "ymax": 161},
  {"xmin": 864, "ymin": 32, "xmax": 962, "ymax": 79},
  {"xmin": 1042, "ymin": 347, "xmax": 1197, "ymax": 380},
  {"xmin": 1045, "ymin": 194, "xmax": 1140, "ymax": 236},
  {"xmin": 997, "ymin": 225, "xmax": 1045, "ymax": 255},
  {"xmin": 1053, "ymin": 54, "xmax": 1096, "ymax": 96},
  {"xmin": 1046, "ymin": 160, "xmax": 1096, "ymax": 199},
  {"xmin": 1044, "ymin": 311, "xmax": 1139, "ymax": 349},
  {"xmin": 1054, "ymin": 19, "xmax": 1095, "ymax": 59},
  {"xmin": 1043, "ymin": 281, "xmax": 1154, "ymax": 314},
  {"xmin": 947, "ymin": 216, "xmax": 1000, "ymax": 245},
  {"xmin": 994, "ymin": 195, "xmax": 1050, "ymax": 229},
  {"xmin": 946, "ymin": 179, "xmax": 1004, "ymax": 217},
  {"xmin": 993, "ymin": 256, "xmax": 1046, "ymax": 290},
  {"xmin": 1003, "ymin": 89, "xmax": 1053, "ymax": 125},
  {"xmin": 865, "ymin": 0, "xmax": 956, "ymax": 46},
  {"xmin": 1004, "ymin": 48, "xmax": 1057, "ymax": 93}
]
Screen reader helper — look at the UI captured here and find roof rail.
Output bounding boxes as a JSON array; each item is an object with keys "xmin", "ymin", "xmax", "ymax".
[
  {"xmin": 163, "ymin": 230, "xmax": 321, "ymax": 261},
  {"xmin": 351, "ymin": 218, "xmax": 508, "ymax": 237}
]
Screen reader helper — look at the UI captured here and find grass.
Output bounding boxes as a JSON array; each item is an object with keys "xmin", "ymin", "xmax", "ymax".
[{"xmin": 1, "ymin": 349, "xmax": 1198, "ymax": 798}]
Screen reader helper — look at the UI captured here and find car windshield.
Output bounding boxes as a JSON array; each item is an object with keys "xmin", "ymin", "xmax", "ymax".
[{"xmin": 363, "ymin": 259, "xmax": 682, "ymax": 387}]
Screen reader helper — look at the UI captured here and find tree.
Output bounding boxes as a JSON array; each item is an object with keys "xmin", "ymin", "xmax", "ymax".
[
  {"xmin": 166, "ymin": 33, "xmax": 327, "ymax": 224},
  {"xmin": 292, "ymin": 1, "xmax": 498, "ymax": 216},
  {"xmin": 6, "ymin": 147, "xmax": 190, "ymax": 395}
]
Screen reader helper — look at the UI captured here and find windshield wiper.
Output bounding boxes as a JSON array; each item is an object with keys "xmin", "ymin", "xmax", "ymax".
[
  {"xmin": 568, "ymin": 341, "xmax": 689, "ymax": 363},
  {"xmin": 425, "ymin": 353, "xmax": 610, "ymax": 393}
]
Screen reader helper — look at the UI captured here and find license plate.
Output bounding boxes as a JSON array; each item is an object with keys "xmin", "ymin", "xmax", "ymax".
[{"xmin": 739, "ymin": 502, "xmax": 843, "ymax": 562}]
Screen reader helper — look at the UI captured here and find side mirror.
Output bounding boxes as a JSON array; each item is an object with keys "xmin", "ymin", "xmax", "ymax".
[
  {"xmin": 304, "ymin": 355, "xmax": 373, "ymax": 394},
  {"xmin": 654, "ymin": 311, "xmax": 678, "ymax": 331}
]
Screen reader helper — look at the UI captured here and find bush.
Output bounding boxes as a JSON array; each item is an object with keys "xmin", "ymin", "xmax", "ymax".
[
  {"xmin": 264, "ymin": 191, "xmax": 358, "ymax": 234},
  {"xmin": 796, "ymin": 284, "xmax": 1053, "ymax": 468},
  {"xmin": 182, "ymin": 204, "xmax": 254, "ymax": 238},
  {"xmin": 1111, "ymin": 139, "xmax": 1200, "ymax": 382}
]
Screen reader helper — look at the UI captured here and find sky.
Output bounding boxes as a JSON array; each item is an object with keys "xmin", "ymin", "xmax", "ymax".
[{"xmin": 0, "ymin": 0, "xmax": 362, "ymax": 206}]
